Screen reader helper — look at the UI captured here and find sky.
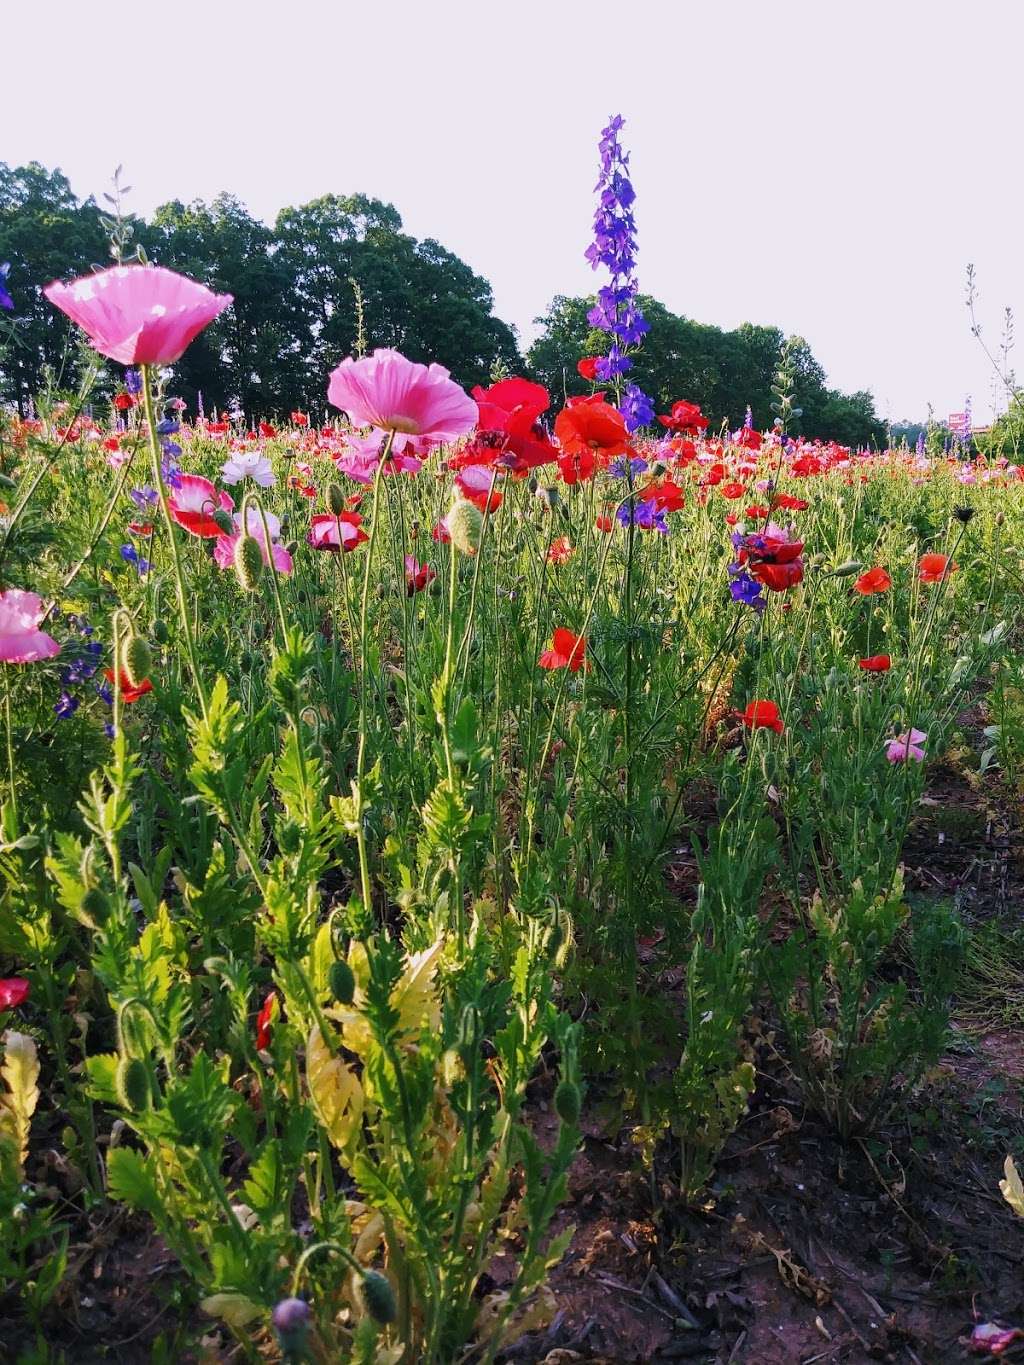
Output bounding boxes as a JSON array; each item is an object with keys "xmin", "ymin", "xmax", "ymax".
[{"xmin": 4, "ymin": 0, "xmax": 1022, "ymax": 423}]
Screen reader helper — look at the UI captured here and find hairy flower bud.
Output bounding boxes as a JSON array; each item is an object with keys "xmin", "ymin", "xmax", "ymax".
[
  {"xmin": 360, "ymin": 1270, "xmax": 397, "ymax": 1325},
  {"xmin": 833, "ymin": 559, "xmax": 863, "ymax": 577},
  {"xmin": 116, "ymin": 1056, "xmax": 150, "ymax": 1112},
  {"xmin": 326, "ymin": 482, "xmax": 346, "ymax": 516},
  {"xmin": 152, "ymin": 619, "xmax": 169, "ymax": 644},
  {"xmin": 554, "ymin": 1079, "xmax": 581, "ymax": 1125},
  {"xmin": 234, "ymin": 534, "xmax": 264, "ymax": 591},
  {"xmin": 446, "ymin": 498, "xmax": 483, "ymax": 557},
  {"xmin": 328, "ymin": 959, "xmax": 355, "ymax": 1005},
  {"xmin": 120, "ymin": 633, "xmax": 152, "ymax": 688}
]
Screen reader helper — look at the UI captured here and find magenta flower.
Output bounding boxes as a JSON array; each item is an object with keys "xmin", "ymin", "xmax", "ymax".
[
  {"xmin": 167, "ymin": 473, "xmax": 234, "ymax": 537},
  {"xmin": 43, "ymin": 265, "xmax": 232, "ymax": 366},
  {"xmin": 0, "ymin": 590, "xmax": 61, "ymax": 664},
  {"xmin": 885, "ymin": 729, "xmax": 927, "ymax": 763},
  {"xmin": 327, "ymin": 349, "xmax": 477, "ymax": 447},
  {"xmin": 214, "ymin": 532, "xmax": 293, "ymax": 577}
]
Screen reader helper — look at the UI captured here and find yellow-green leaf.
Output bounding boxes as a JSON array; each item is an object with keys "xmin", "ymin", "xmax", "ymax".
[
  {"xmin": 307, "ymin": 1026, "xmax": 363, "ymax": 1159},
  {"xmin": 1000, "ymin": 1155, "xmax": 1024, "ymax": 1219},
  {"xmin": 0, "ymin": 1030, "xmax": 40, "ymax": 1173}
]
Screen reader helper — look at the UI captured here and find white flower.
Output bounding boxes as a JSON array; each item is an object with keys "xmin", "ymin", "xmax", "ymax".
[{"xmin": 220, "ymin": 452, "xmax": 275, "ymax": 487}]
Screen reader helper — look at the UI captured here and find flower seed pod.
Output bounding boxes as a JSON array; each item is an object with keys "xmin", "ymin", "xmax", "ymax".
[
  {"xmin": 447, "ymin": 498, "xmax": 483, "ymax": 556},
  {"xmin": 234, "ymin": 534, "xmax": 264, "ymax": 591},
  {"xmin": 360, "ymin": 1270, "xmax": 397, "ymax": 1325},
  {"xmin": 211, "ymin": 507, "xmax": 235, "ymax": 535},
  {"xmin": 120, "ymin": 632, "xmax": 152, "ymax": 688},
  {"xmin": 833, "ymin": 559, "xmax": 863, "ymax": 577},
  {"xmin": 328, "ymin": 958, "xmax": 355, "ymax": 1005},
  {"xmin": 554, "ymin": 1079, "xmax": 581, "ymax": 1125},
  {"xmin": 326, "ymin": 483, "xmax": 346, "ymax": 516},
  {"xmin": 953, "ymin": 505, "xmax": 975, "ymax": 524},
  {"xmin": 152, "ymin": 619, "xmax": 169, "ymax": 644},
  {"xmin": 115, "ymin": 1056, "xmax": 150, "ymax": 1112}
]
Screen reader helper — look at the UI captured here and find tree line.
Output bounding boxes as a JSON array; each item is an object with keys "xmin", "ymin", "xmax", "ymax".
[{"xmin": 0, "ymin": 161, "xmax": 885, "ymax": 445}]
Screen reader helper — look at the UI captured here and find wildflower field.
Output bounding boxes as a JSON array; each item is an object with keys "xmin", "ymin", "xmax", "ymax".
[{"xmin": 2, "ymin": 118, "xmax": 1024, "ymax": 1364}]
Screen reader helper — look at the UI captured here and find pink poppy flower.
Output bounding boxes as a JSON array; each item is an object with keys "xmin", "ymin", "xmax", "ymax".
[
  {"xmin": 885, "ymin": 729, "xmax": 927, "ymax": 763},
  {"xmin": 405, "ymin": 555, "xmax": 436, "ymax": 595},
  {"xmin": 167, "ymin": 474, "xmax": 234, "ymax": 537},
  {"xmin": 327, "ymin": 348, "xmax": 477, "ymax": 447},
  {"xmin": 0, "ymin": 977, "xmax": 29, "ymax": 1009},
  {"xmin": 308, "ymin": 512, "xmax": 369, "ymax": 552},
  {"xmin": 213, "ymin": 533, "xmax": 293, "ymax": 577},
  {"xmin": 43, "ymin": 265, "xmax": 232, "ymax": 366},
  {"xmin": 0, "ymin": 589, "xmax": 61, "ymax": 664}
]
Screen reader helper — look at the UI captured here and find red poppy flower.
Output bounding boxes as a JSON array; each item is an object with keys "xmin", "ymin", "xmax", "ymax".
[
  {"xmin": 773, "ymin": 492, "xmax": 809, "ymax": 511},
  {"xmin": 113, "ymin": 393, "xmax": 135, "ymax": 411},
  {"xmin": 745, "ymin": 504, "xmax": 769, "ymax": 519},
  {"xmin": 290, "ymin": 411, "xmax": 309, "ymax": 427},
  {"xmin": 741, "ymin": 700, "xmax": 784, "ymax": 734},
  {"xmin": 854, "ymin": 566, "xmax": 892, "ymax": 595},
  {"xmin": 0, "ymin": 977, "xmax": 30, "ymax": 1009},
  {"xmin": 577, "ymin": 357, "xmax": 600, "ymax": 381},
  {"xmin": 725, "ymin": 512, "xmax": 738, "ymax": 526},
  {"xmin": 470, "ymin": 377, "xmax": 556, "ymax": 472},
  {"xmin": 258, "ymin": 421, "xmax": 277, "ymax": 439},
  {"xmin": 639, "ymin": 479, "xmax": 685, "ymax": 513},
  {"xmin": 658, "ymin": 400, "xmax": 708, "ymax": 434},
  {"xmin": 104, "ymin": 669, "xmax": 153, "ymax": 704},
  {"xmin": 753, "ymin": 560, "xmax": 804, "ymax": 591},
  {"xmin": 554, "ymin": 397, "xmax": 632, "ymax": 466},
  {"xmin": 547, "ymin": 536, "xmax": 574, "ymax": 564},
  {"xmin": 432, "ymin": 519, "xmax": 451, "ymax": 543},
  {"xmin": 735, "ymin": 427, "xmax": 762, "ymax": 451},
  {"xmin": 405, "ymin": 555, "xmax": 436, "ymax": 595},
  {"xmin": 701, "ymin": 463, "xmax": 725, "ymax": 487},
  {"xmin": 103, "ymin": 436, "xmax": 121, "ymax": 452},
  {"xmin": 859, "ymin": 655, "xmax": 892, "ymax": 672},
  {"xmin": 670, "ymin": 438, "xmax": 698, "ymax": 465},
  {"xmin": 595, "ymin": 511, "xmax": 615, "ymax": 533},
  {"xmin": 538, "ymin": 628, "xmax": 588, "ymax": 672},
  {"xmin": 919, "ymin": 553, "xmax": 957, "ymax": 583},
  {"xmin": 255, "ymin": 990, "xmax": 276, "ymax": 1050},
  {"xmin": 720, "ymin": 482, "xmax": 746, "ymax": 500},
  {"xmin": 127, "ymin": 522, "xmax": 154, "ymax": 536},
  {"xmin": 205, "ymin": 420, "xmax": 230, "ymax": 436}
]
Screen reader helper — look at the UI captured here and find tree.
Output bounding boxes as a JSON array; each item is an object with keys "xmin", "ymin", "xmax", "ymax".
[{"xmin": 0, "ymin": 162, "xmax": 108, "ymax": 412}]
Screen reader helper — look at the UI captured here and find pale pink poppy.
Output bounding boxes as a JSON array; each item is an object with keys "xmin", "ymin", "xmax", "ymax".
[
  {"xmin": 327, "ymin": 348, "xmax": 477, "ymax": 447},
  {"xmin": 334, "ymin": 429, "xmax": 425, "ymax": 484},
  {"xmin": 0, "ymin": 589, "xmax": 61, "ymax": 663},
  {"xmin": 885, "ymin": 729, "xmax": 927, "ymax": 763},
  {"xmin": 213, "ymin": 533, "xmax": 293, "ymax": 577},
  {"xmin": 167, "ymin": 474, "xmax": 234, "ymax": 537},
  {"xmin": 43, "ymin": 265, "xmax": 232, "ymax": 366}
]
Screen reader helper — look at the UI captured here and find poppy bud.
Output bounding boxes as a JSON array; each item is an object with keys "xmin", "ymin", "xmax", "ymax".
[
  {"xmin": 833, "ymin": 559, "xmax": 863, "ymax": 577},
  {"xmin": 234, "ymin": 534, "xmax": 264, "ymax": 591},
  {"xmin": 360, "ymin": 1270, "xmax": 397, "ymax": 1325},
  {"xmin": 447, "ymin": 498, "xmax": 483, "ymax": 557},
  {"xmin": 121, "ymin": 633, "xmax": 152, "ymax": 688},
  {"xmin": 152, "ymin": 619, "xmax": 169, "ymax": 644},
  {"xmin": 953, "ymin": 505, "xmax": 975, "ymax": 524},
  {"xmin": 284, "ymin": 541, "xmax": 298, "ymax": 556},
  {"xmin": 554, "ymin": 1079, "xmax": 581, "ymax": 1125},
  {"xmin": 996, "ymin": 511, "xmax": 1005, "ymax": 527},
  {"xmin": 272, "ymin": 1297, "xmax": 310, "ymax": 1357},
  {"xmin": 326, "ymin": 483, "xmax": 346, "ymax": 516},
  {"xmin": 650, "ymin": 461, "xmax": 668, "ymax": 477},
  {"xmin": 328, "ymin": 958, "xmax": 355, "ymax": 1005},
  {"xmin": 211, "ymin": 507, "xmax": 235, "ymax": 535},
  {"xmin": 0, "ymin": 473, "xmax": 16, "ymax": 489},
  {"xmin": 115, "ymin": 1056, "xmax": 151, "ymax": 1112},
  {"xmin": 81, "ymin": 886, "xmax": 108, "ymax": 920}
]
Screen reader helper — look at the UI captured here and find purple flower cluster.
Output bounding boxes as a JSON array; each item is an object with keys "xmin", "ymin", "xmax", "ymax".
[
  {"xmin": 585, "ymin": 116, "xmax": 653, "ymax": 433},
  {"xmin": 609, "ymin": 455, "xmax": 649, "ymax": 479},
  {"xmin": 54, "ymin": 615, "xmax": 104, "ymax": 720},
  {"xmin": 616, "ymin": 499, "xmax": 669, "ymax": 534},
  {"xmin": 0, "ymin": 263, "xmax": 12, "ymax": 312}
]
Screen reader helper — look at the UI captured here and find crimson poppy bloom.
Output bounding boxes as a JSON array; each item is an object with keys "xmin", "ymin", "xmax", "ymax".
[
  {"xmin": 919, "ymin": 552, "xmax": 958, "ymax": 583},
  {"xmin": 104, "ymin": 668, "xmax": 153, "ymax": 704},
  {"xmin": 547, "ymin": 536, "xmax": 574, "ymax": 564},
  {"xmin": 859, "ymin": 655, "xmax": 892, "ymax": 672},
  {"xmin": 741, "ymin": 699, "xmax": 784, "ymax": 734},
  {"xmin": 258, "ymin": 421, "xmax": 277, "ymax": 439},
  {"xmin": 290, "ymin": 411, "xmax": 309, "ymax": 427},
  {"xmin": 745, "ymin": 503, "xmax": 769, "ymax": 519},
  {"xmin": 554, "ymin": 396, "xmax": 632, "ymax": 464},
  {"xmin": 773, "ymin": 492, "xmax": 809, "ymax": 511},
  {"xmin": 720, "ymin": 481, "xmax": 745, "ymax": 500},
  {"xmin": 432, "ymin": 519, "xmax": 452, "ymax": 543},
  {"xmin": 736, "ymin": 524, "xmax": 805, "ymax": 593},
  {"xmin": 658, "ymin": 399, "xmax": 709, "ymax": 434},
  {"xmin": 538, "ymin": 628, "xmax": 588, "ymax": 672},
  {"xmin": 0, "ymin": 977, "xmax": 29, "ymax": 1009},
  {"xmin": 639, "ymin": 479, "xmax": 685, "ymax": 513},
  {"xmin": 735, "ymin": 427, "xmax": 762, "ymax": 451},
  {"xmin": 595, "ymin": 511, "xmax": 615, "ymax": 533},
  {"xmin": 577, "ymin": 357, "xmax": 600, "ymax": 381},
  {"xmin": 853, "ymin": 566, "xmax": 892, "ymax": 595},
  {"xmin": 255, "ymin": 991, "xmax": 276, "ymax": 1050},
  {"xmin": 113, "ymin": 392, "xmax": 135, "ymax": 411}
]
